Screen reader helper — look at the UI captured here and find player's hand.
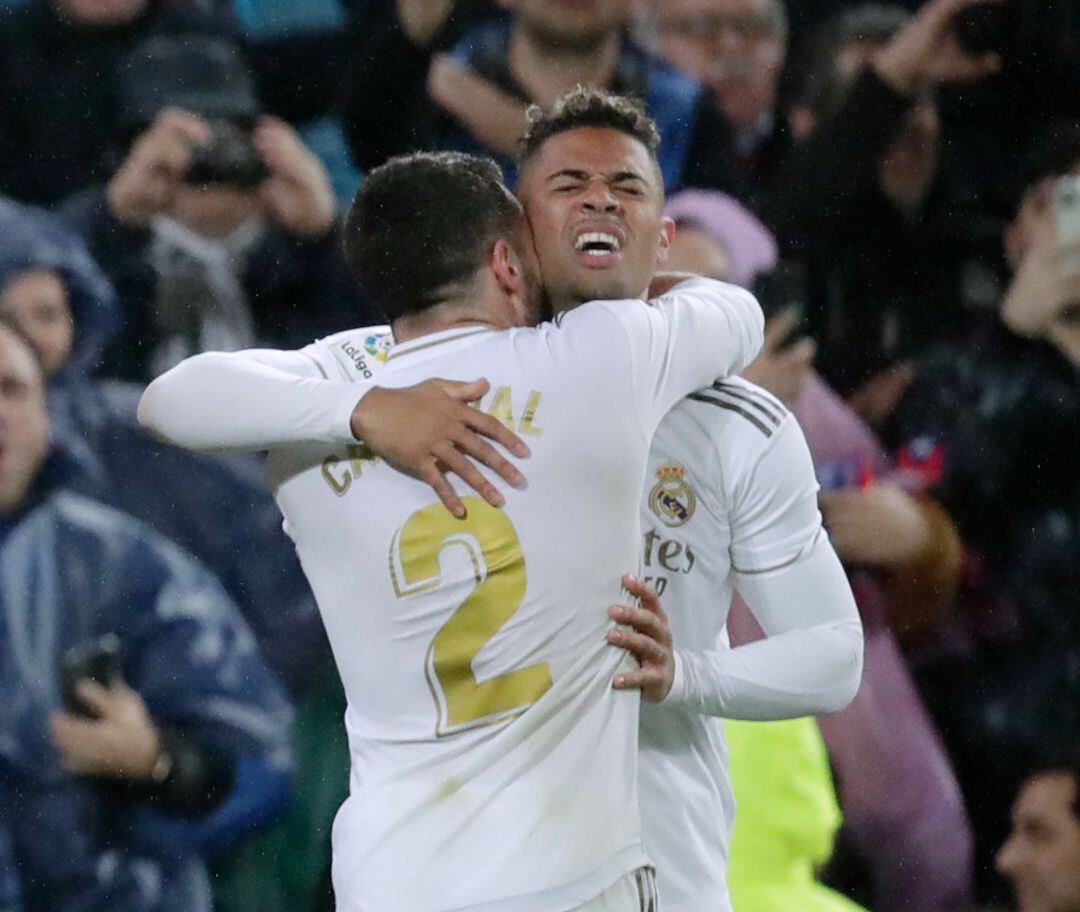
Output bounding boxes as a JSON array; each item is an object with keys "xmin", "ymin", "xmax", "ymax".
[
  {"xmin": 49, "ymin": 680, "xmax": 163, "ymax": 781},
  {"xmin": 350, "ymin": 379, "xmax": 530, "ymax": 518},
  {"xmin": 108, "ymin": 109, "xmax": 213, "ymax": 225},
  {"xmin": 647, "ymin": 271, "xmax": 700, "ymax": 299},
  {"xmin": 608, "ymin": 574, "xmax": 675, "ymax": 703},
  {"xmin": 872, "ymin": 0, "xmax": 1001, "ymax": 96},
  {"xmin": 740, "ymin": 310, "xmax": 816, "ymax": 405},
  {"xmin": 254, "ymin": 116, "xmax": 337, "ymax": 237},
  {"xmin": 820, "ymin": 484, "xmax": 932, "ymax": 567}
]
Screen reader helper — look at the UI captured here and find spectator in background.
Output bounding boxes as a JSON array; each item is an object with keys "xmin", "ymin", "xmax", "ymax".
[
  {"xmin": 0, "ymin": 0, "xmax": 225, "ymax": 206},
  {"xmin": 0, "ymin": 197, "xmax": 332, "ymax": 696},
  {"xmin": 665, "ymin": 189, "xmax": 973, "ymax": 912},
  {"xmin": 891, "ymin": 124, "xmax": 1080, "ymax": 901},
  {"xmin": 62, "ymin": 32, "xmax": 366, "ymax": 382},
  {"xmin": 771, "ymin": 0, "xmax": 1000, "ymax": 419},
  {"xmin": 340, "ymin": 0, "xmax": 743, "ymax": 192},
  {"xmin": 642, "ymin": 0, "xmax": 789, "ymax": 196},
  {"xmin": 0, "ymin": 320, "xmax": 293, "ymax": 912},
  {"xmin": 996, "ymin": 751, "xmax": 1080, "ymax": 912}
]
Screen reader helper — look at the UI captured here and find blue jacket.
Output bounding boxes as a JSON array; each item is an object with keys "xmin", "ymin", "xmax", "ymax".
[
  {"xmin": 0, "ymin": 197, "xmax": 332, "ymax": 696},
  {"xmin": 0, "ymin": 476, "xmax": 293, "ymax": 912}
]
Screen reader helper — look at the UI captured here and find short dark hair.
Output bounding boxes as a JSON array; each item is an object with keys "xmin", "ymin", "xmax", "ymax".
[
  {"xmin": 1016, "ymin": 121, "xmax": 1080, "ymax": 199},
  {"xmin": 788, "ymin": 4, "xmax": 910, "ymax": 115},
  {"xmin": 519, "ymin": 87, "xmax": 662, "ymax": 169},
  {"xmin": 343, "ymin": 152, "xmax": 523, "ymax": 323},
  {"xmin": 1027, "ymin": 748, "xmax": 1080, "ymax": 821}
]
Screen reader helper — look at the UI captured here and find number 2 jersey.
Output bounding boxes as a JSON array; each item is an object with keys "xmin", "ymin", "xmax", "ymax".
[{"xmin": 264, "ymin": 280, "xmax": 763, "ymax": 912}]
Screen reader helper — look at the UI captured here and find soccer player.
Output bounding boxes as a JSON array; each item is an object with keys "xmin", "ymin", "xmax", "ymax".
[
  {"xmin": 514, "ymin": 88, "xmax": 863, "ymax": 912},
  {"xmin": 139, "ymin": 151, "xmax": 763, "ymax": 911}
]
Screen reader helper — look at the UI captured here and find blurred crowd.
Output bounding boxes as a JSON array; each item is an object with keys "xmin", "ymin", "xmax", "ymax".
[{"xmin": 0, "ymin": 0, "xmax": 1078, "ymax": 910}]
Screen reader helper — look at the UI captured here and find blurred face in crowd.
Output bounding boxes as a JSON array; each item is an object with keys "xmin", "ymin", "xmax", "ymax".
[
  {"xmin": 517, "ymin": 126, "xmax": 674, "ymax": 313},
  {"xmin": 0, "ymin": 269, "xmax": 75, "ymax": 377},
  {"xmin": 996, "ymin": 771, "xmax": 1080, "ymax": 912},
  {"xmin": 664, "ymin": 224, "xmax": 732, "ymax": 281},
  {"xmin": 508, "ymin": 0, "xmax": 632, "ymax": 51},
  {"xmin": 1005, "ymin": 158, "xmax": 1080, "ymax": 270},
  {"xmin": 0, "ymin": 327, "xmax": 49, "ymax": 516},
  {"xmin": 52, "ymin": 0, "xmax": 147, "ymax": 26},
  {"xmin": 793, "ymin": 40, "xmax": 940, "ymax": 209},
  {"xmin": 879, "ymin": 95, "xmax": 940, "ymax": 209},
  {"xmin": 655, "ymin": 0, "xmax": 786, "ymax": 128},
  {"xmin": 170, "ymin": 186, "xmax": 264, "ymax": 240}
]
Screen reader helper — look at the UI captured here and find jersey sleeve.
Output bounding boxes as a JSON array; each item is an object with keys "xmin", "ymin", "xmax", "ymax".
[
  {"xmin": 662, "ymin": 404, "xmax": 864, "ymax": 719},
  {"xmin": 137, "ymin": 331, "xmax": 386, "ymax": 453},
  {"xmin": 567, "ymin": 278, "xmax": 763, "ymax": 437},
  {"xmin": 728, "ymin": 412, "xmax": 822, "ymax": 574}
]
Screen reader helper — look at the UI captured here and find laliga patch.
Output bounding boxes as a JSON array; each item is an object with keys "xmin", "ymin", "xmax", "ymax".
[
  {"xmin": 648, "ymin": 461, "xmax": 696, "ymax": 527},
  {"xmin": 365, "ymin": 332, "xmax": 392, "ymax": 363}
]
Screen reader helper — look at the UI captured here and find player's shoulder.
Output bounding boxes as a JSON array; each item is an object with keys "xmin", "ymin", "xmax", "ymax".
[
  {"xmin": 305, "ymin": 324, "xmax": 392, "ymax": 381},
  {"xmin": 665, "ymin": 377, "xmax": 798, "ymax": 484},
  {"xmin": 680, "ymin": 377, "xmax": 791, "ymax": 444}
]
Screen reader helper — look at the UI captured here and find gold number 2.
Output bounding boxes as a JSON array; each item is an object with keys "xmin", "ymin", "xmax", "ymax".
[{"xmin": 390, "ymin": 497, "xmax": 552, "ymax": 736}]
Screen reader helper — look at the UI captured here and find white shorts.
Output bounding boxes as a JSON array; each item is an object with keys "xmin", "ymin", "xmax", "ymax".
[{"xmin": 575, "ymin": 867, "xmax": 658, "ymax": 912}]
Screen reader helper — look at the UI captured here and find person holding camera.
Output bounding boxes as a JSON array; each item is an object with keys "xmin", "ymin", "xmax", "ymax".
[
  {"xmin": 890, "ymin": 124, "xmax": 1080, "ymax": 903},
  {"xmin": 0, "ymin": 317, "xmax": 293, "ymax": 912},
  {"xmin": 769, "ymin": 0, "xmax": 1002, "ymax": 422},
  {"xmin": 62, "ymin": 33, "xmax": 369, "ymax": 383}
]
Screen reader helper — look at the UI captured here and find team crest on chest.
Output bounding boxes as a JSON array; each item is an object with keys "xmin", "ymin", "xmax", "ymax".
[{"xmin": 648, "ymin": 460, "xmax": 696, "ymax": 527}]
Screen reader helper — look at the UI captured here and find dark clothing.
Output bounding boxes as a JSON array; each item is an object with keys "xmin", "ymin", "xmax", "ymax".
[
  {"xmin": 61, "ymin": 188, "xmax": 369, "ymax": 383},
  {"xmin": 0, "ymin": 197, "xmax": 334, "ymax": 695},
  {"xmin": 339, "ymin": 2, "xmax": 742, "ymax": 194},
  {"xmin": 0, "ymin": 474, "xmax": 293, "ymax": 912},
  {"xmin": 0, "ymin": 2, "xmax": 220, "ymax": 207},
  {"xmin": 891, "ymin": 318, "xmax": 1080, "ymax": 899},
  {"xmin": 768, "ymin": 68, "xmax": 996, "ymax": 395}
]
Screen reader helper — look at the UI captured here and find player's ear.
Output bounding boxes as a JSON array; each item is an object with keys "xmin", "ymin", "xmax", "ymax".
[
  {"xmin": 491, "ymin": 238, "xmax": 525, "ymax": 296},
  {"xmin": 655, "ymin": 217, "xmax": 675, "ymax": 266}
]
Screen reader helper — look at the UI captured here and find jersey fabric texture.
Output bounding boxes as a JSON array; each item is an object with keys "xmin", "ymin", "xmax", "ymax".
[
  {"xmin": 638, "ymin": 378, "xmax": 824, "ymax": 912},
  {"xmin": 257, "ymin": 282, "xmax": 761, "ymax": 912}
]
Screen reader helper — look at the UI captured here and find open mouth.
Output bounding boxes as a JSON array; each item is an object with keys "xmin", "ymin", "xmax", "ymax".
[{"xmin": 573, "ymin": 231, "xmax": 623, "ymax": 265}]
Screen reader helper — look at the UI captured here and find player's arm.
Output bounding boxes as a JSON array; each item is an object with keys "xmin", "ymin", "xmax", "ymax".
[
  {"xmin": 613, "ymin": 418, "xmax": 863, "ymax": 717},
  {"xmin": 137, "ymin": 347, "xmax": 529, "ymax": 517},
  {"xmin": 618, "ymin": 276, "xmax": 765, "ymax": 434}
]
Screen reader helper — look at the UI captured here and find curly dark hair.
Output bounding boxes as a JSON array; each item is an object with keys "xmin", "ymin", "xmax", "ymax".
[
  {"xmin": 519, "ymin": 86, "xmax": 661, "ymax": 168},
  {"xmin": 343, "ymin": 151, "xmax": 522, "ymax": 323}
]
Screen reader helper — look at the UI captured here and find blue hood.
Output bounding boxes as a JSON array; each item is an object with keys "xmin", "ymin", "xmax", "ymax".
[{"xmin": 0, "ymin": 197, "xmax": 122, "ymax": 373}]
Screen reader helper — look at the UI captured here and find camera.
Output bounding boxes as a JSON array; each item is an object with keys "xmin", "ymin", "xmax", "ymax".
[{"xmin": 186, "ymin": 120, "xmax": 269, "ymax": 188}]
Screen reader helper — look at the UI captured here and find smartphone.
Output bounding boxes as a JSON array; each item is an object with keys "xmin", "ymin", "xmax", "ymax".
[
  {"xmin": 59, "ymin": 634, "xmax": 123, "ymax": 718},
  {"xmin": 751, "ymin": 261, "xmax": 812, "ymax": 350},
  {"xmin": 1055, "ymin": 175, "xmax": 1080, "ymax": 244}
]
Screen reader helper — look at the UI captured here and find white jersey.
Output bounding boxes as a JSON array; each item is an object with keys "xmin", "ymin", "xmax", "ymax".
[
  {"xmin": 260, "ymin": 282, "xmax": 763, "ymax": 912},
  {"xmin": 637, "ymin": 378, "xmax": 823, "ymax": 912}
]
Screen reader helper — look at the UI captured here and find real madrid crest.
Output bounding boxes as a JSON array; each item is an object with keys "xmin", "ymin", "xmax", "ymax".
[{"xmin": 648, "ymin": 460, "xmax": 696, "ymax": 527}]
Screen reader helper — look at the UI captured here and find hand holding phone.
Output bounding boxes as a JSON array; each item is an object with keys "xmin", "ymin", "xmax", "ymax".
[{"xmin": 59, "ymin": 634, "xmax": 123, "ymax": 718}]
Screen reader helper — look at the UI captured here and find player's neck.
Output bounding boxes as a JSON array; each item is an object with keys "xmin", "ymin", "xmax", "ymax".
[{"xmin": 392, "ymin": 298, "xmax": 517, "ymax": 345}]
